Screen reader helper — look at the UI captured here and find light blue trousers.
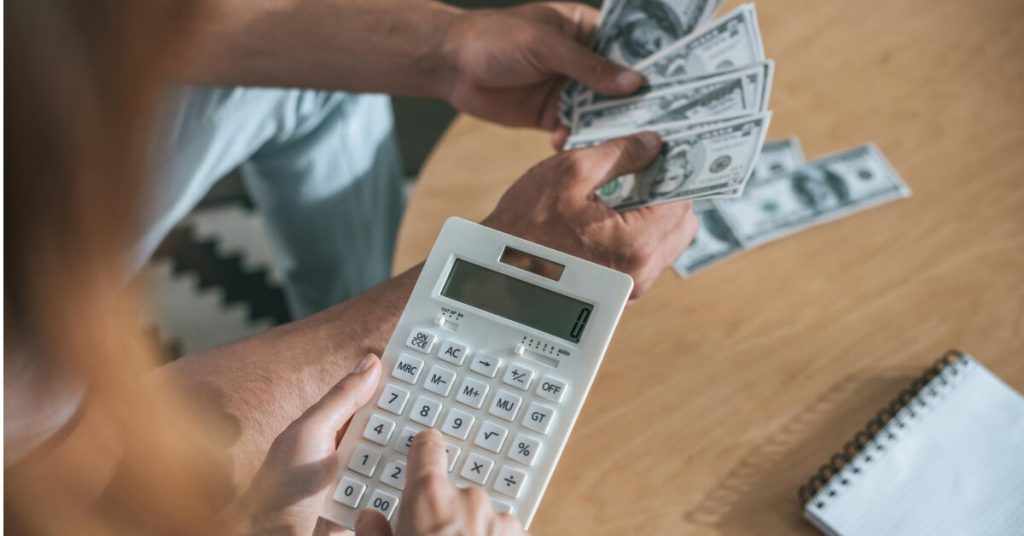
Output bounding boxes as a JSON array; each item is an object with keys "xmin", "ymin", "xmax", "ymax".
[{"xmin": 139, "ymin": 87, "xmax": 405, "ymax": 318}]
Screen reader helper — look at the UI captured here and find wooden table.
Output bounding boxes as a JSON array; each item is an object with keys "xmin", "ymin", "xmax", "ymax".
[{"xmin": 394, "ymin": 0, "xmax": 1024, "ymax": 533}]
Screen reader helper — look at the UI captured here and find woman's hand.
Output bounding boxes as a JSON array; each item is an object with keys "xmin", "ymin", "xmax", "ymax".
[
  {"xmin": 232, "ymin": 353, "xmax": 381, "ymax": 535},
  {"xmin": 356, "ymin": 430, "xmax": 526, "ymax": 536}
]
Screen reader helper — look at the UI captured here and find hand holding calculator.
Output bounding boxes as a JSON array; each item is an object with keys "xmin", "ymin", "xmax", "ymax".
[{"xmin": 319, "ymin": 218, "xmax": 633, "ymax": 530}]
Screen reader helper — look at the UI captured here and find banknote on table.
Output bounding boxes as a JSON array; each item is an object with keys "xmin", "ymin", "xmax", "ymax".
[
  {"xmin": 673, "ymin": 138, "xmax": 804, "ymax": 276},
  {"xmin": 715, "ymin": 144, "xmax": 911, "ymax": 247},
  {"xmin": 572, "ymin": 61, "xmax": 772, "ymax": 135},
  {"xmin": 558, "ymin": 0, "xmax": 726, "ymax": 125},
  {"xmin": 595, "ymin": 113, "xmax": 771, "ymax": 209},
  {"xmin": 573, "ymin": 3, "xmax": 765, "ymax": 110}
]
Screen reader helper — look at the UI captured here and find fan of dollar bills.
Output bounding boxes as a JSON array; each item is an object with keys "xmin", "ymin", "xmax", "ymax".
[
  {"xmin": 558, "ymin": 0, "xmax": 912, "ymax": 277},
  {"xmin": 560, "ymin": 2, "xmax": 772, "ymax": 208}
]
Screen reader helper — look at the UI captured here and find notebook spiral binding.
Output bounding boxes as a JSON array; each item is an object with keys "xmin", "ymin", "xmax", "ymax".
[{"xmin": 797, "ymin": 349, "xmax": 967, "ymax": 506}]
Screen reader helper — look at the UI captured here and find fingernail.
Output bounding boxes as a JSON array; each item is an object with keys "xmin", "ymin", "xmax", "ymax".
[
  {"xmin": 638, "ymin": 131, "xmax": 660, "ymax": 149},
  {"xmin": 354, "ymin": 353, "xmax": 376, "ymax": 374},
  {"xmin": 616, "ymin": 69, "xmax": 643, "ymax": 89}
]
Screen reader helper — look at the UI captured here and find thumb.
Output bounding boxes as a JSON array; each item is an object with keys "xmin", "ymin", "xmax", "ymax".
[
  {"xmin": 565, "ymin": 131, "xmax": 663, "ymax": 193},
  {"xmin": 355, "ymin": 509, "xmax": 393, "ymax": 536},
  {"xmin": 298, "ymin": 353, "xmax": 382, "ymax": 434},
  {"xmin": 534, "ymin": 29, "xmax": 644, "ymax": 96}
]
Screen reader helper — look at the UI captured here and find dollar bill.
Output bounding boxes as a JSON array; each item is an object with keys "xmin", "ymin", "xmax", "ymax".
[
  {"xmin": 572, "ymin": 62, "xmax": 771, "ymax": 135},
  {"xmin": 715, "ymin": 144, "xmax": 911, "ymax": 246},
  {"xmin": 594, "ymin": 0, "xmax": 726, "ymax": 66},
  {"xmin": 598, "ymin": 113, "xmax": 771, "ymax": 209},
  {"xmin": 564, "ymin": 112, "xmax": 751, "ymax": 150},
  {"xmin": 559, "ymin": 0, "xmax": 725, "ymax": 125},
  {"xmin": 673, "ymin": 137, "xmax": 805, "ymax": 277}
]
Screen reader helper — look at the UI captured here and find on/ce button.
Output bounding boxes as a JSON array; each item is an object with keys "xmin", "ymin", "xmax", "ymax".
[{"xmin": 535, "ymin": 375, "xmax": 567, "ymax": 403}]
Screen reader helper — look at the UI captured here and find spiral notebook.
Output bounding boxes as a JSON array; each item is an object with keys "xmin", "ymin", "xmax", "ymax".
[{"xmin": 798, "ymin": 350, "xmax": 1024, "ymax": 536}]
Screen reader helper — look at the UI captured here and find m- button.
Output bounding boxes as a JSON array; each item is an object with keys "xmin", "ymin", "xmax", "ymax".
[{"xmin": 536, "ymin": 375, "xmax": 568, "ymax": 403}]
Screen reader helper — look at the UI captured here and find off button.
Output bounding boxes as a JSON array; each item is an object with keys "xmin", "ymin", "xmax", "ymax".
[{"xmin": 536, "ymin": 375, "xmax": 568, "ymax": 403}]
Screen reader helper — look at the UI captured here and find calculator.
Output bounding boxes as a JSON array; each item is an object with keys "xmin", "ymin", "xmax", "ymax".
[{"xmin": 319, "ymin": 217, "xmax": 633, "ymax": 529}]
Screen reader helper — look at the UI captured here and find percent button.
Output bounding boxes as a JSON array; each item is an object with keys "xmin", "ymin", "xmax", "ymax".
[{"xmin": 508, "ymin": 433, "xmax": 541, "ymax": 467}]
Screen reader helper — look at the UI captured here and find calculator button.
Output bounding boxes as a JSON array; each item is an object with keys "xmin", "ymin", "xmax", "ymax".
[
  {"xmin": 395, "ymin": 426, "xmax": 421, "ymax": 455},
  {"xmin": 380, "ymin": 459, "xmax": 407, "ymax": 490},
  {"xmin": 409, "ymin": 395, "xmax": 443, "ymax": 427},
  {"xmin": 508, "ymin": 433, "xmax": 541, "ymax": 467},
  {"xmin": 444, "ymin": 443, "xmax": 462, "ymax": 472},
  {"xmin": 367, "ymin": 489, "xmax": 400, "ymax": 520},
  {"xmin": 423, "ymin": 364, "xmax": 457, "ymax": 397},
  {"xmin": 363, "ymin": 415, "xmax": 396, "ymax": 446},
  {"xmin": 492, "ymin": 498, "xmax": 515, "ymax": 514},
  {"xmin": 437, "ymin": 339, "xmax": 469, "ymax": 366},
  {"xmin": 494, "ymin": 466, "xmax": 528, "ymax": 498},
  {"xmin": 488, "ymin": 390, "xmax": 523, "ymax": 422},
  {"xmin": 440, "ymin": 408, "xmax": 476, "ymax": 440},
  {"xmin": 460, "ymin": 452, "xmax": 495, "ymax": 485},
  {"xmin": 333, "ymin": 476, "xmax": 366, "ymax": 508},
  {"xmin": 348, "ymin": 445, "xmax": 381, "ymax": 477},
  {"xmin": 522, "ymin": 401, "xmax": 556, "ymax": 435},
  {"xmin": 405, "ymin": 329, "xmax": 437, "ymax": 354},
  {"xmin": 456, "ymin": 376, "xmax": 490, "ymax": 409},
  {"xmin": 474, "ymin": 421, "xmax": 510, "ymax": 453},
  {"xmin": 377, "ymin": 383, "xmax": 411, "ymax": 415},
  {"xmin": 470, "ymin": 353, "xmax": 502, "ymax": 378},
  {"xmin": 502, "ymin": 365, "xmax": 535, "ymax": 391},
  {"xmin": 536, "ymin": 375, "xmax": 568, "ymax": 403},
  {"xmin": 392, "ymin": 353, "xmax": 425, "ymax": 385}
]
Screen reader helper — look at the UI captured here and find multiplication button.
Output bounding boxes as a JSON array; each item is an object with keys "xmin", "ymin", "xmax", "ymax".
[
  {"xmin": 392, "ymin": 353, "xmax": 425, "ymax": 385},
  {"xmin": 405, "ymin": 329, "xmax": 437, "ymax": 354},
  {"xmin": 460, "ymin": 452, "xmax": 495, "ymax": 485}
]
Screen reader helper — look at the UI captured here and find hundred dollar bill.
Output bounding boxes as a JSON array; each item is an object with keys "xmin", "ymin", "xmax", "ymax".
[
  {"xmin": 564, "ymin": 112, "xmax": 750, "ymax": 150},
  {"xmin": 572, "ymin": 62, "xmax": 771, "ymax": 134},
  {"xmin": 715, "ymin": 144, "xmax": 911, "ymax": 246},
  {"xmin": 639, "ymin": 3, "xmax": 763, "ymax": 84},
  {"xmin": 559, "ymin": 0, "xmax": 725, "ymax": 125},
  {"xmin": 594, "ymin": 0, "xmax": 726, "ymax": 66},
  {"xmin": 599, "ymin": 113, "xmax": 771, "ymax": 209},
  {"xmin": 673, "ymin": 137, "xmax": 806, "ymax": 277}
]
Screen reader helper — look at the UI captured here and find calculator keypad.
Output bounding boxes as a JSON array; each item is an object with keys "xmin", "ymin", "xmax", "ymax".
[
  {"xmin": 423, "ymin": 365, "xmax": 457, "ymax": 397},
  {"xmin": 456, "ymin": 376, "xmax": 490, "ymax": 409},
  {"xmin": 409, "ymin": 396, "xmax": 443, "ymax": 427},
  {"xmin": 393, "ymin": 354, "xmax": 425, "ymax": 385},
  {"xmin": 363, "ymin": 415, "xmax": 396, "ymax": 446},
  {"xmin": 334, "ymin": 324, "xmax": 578, "ymax": 526},
  {"xmin": 489, "ymin": 389, "xmax": 523, "ymax": 422},
  {"xmin": 378, "ymin": 383, "xmax": 411, "ymax": 415}
]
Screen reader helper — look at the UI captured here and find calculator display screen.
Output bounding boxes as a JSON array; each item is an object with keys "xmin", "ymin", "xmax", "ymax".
[{"xmin": 440, "ymin": 259, "xmax": 593, "ymax": 343}]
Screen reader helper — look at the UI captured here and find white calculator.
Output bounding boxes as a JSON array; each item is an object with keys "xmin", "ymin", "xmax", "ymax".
[{"xmin": 319, "ymin": 217, "xmax": 633, "ymax": 529}]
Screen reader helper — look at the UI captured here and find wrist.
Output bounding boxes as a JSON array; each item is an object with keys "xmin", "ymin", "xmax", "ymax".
[{"xmin": 418, "ymin": 3, "xmax": 466, "ymax": 102}]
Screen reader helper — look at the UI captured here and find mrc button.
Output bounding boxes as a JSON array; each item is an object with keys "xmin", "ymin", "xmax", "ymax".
[{"xmin": 536, "ymin": 375, "xmax": 568, "ymax": 403}]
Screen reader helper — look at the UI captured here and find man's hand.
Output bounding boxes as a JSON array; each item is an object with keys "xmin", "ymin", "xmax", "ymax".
[
  {"xmin": 438, "ymin": 2, "xmax": 644, "ymax": 147},
  {"xmin": 483, "ymin": 132, "xmax": 699, "ymax": 298},
  {"xmin": 357, "ymin": 430, "xmax": 526, "ymax": 536}
]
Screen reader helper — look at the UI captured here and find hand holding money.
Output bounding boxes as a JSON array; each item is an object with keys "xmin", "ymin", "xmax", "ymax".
[{"xmin": 558, "ymin": 2, "xmax": 774, "ymax": 207}]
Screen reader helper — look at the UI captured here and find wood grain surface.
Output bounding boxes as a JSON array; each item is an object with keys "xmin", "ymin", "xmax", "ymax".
[{"xmin": 393, "ymin": 0, "xmax": 1024, "ymax": 533}]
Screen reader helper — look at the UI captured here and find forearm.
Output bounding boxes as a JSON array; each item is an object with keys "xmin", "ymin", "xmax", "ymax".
[
  {"xmin": 158, "ymin": 264, "xmax": 421, "ymax": 491},
  {"xmin": 183, "ymin": 0, "xmax": 461, "ymax": 98}
]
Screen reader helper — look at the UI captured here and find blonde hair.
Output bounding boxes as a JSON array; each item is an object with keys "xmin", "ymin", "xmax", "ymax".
[{"xmin": 6, "ymin": 0, "xmax": 236, "ymax": 533}]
